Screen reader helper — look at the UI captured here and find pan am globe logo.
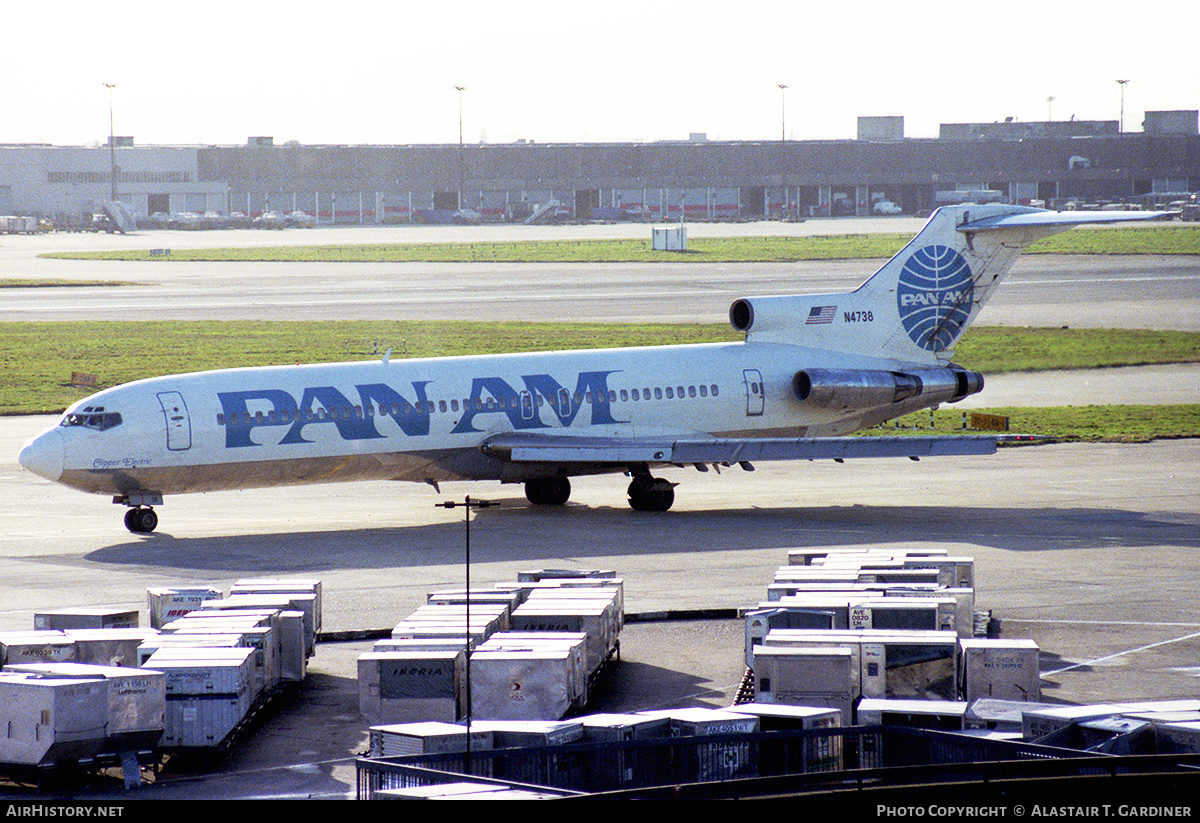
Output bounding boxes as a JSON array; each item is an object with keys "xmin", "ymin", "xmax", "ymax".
[{"xmin": 896, "ymin": 244, "xmax": 974, "ymax": 352}]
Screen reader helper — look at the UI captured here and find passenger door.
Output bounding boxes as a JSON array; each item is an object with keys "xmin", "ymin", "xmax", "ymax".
[{"xmin": 157, "ymin": 391, "xmax": 192, "ymax": 451}]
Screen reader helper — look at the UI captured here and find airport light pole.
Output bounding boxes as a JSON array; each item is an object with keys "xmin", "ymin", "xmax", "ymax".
[
  {"xmin": 1047, "ymin": 95, "xmax": 1055, "ymax": 121},
  {"xmin": 435, "ymin": 495, "xmax": 495, "ymax": 770},
  {"xmin": 455, "ymin": 85, "xmax": 466, "ymax": 211},
  {"xmin": 778, "ymin": 84, "xmax": 789, "ymax": 218},
  {"xmin": 777, "ymin": 83, "xmax": 789, "ymax": 143},
  {"xmin": 1116, "ymin": 79, "xmax": 1130, "ymax": 132},
  {"xmin": 103, "ymin": 82, "xmax": 117, "ymax": 202}
]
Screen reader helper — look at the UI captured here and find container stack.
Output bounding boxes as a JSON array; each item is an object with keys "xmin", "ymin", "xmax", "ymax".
[
  {"xmin": 744, "ymin": 547, "xmax": 1041, "ymax": 725},
  {"xmin": 358, "ymin": 569, "xmax": 623, "ymax": 724},
  {"xmin": 0, "ymin": 577, "xmax": 322, "ymax": 776}
]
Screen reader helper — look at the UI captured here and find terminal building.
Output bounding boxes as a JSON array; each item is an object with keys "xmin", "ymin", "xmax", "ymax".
[{"xmin": 2, "ymin": 111, "xmax": 1197, "ymax": 224}]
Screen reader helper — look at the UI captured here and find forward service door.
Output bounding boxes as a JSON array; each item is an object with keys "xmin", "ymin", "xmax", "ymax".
[{"xmin": 157, "ymin": 391, "xmax": 192, "ymax": 451}]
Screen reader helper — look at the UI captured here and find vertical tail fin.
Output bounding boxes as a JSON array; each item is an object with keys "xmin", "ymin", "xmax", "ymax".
[{"xmin": 730, "ymin": 204, "xmax": 1170, "ymax": 365}]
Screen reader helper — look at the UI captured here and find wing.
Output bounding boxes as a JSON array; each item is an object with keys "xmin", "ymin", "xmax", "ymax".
[{"xmin": 481, "ymin": 431, "xmax": 1003, "ymax": 467}]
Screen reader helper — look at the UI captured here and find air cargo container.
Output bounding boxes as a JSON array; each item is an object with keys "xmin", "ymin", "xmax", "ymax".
[
  {"xmin": 470, "ymin": 649, "xmax": 579, "ymax": 720},
  {"xmin": 517, "ymin": 569, "xmax": 617, "ymax": 582},
  {"xmin": 229, "ymin": 579, "xmax": 323, "ymax": 632},
  {"xmin": 147, "ymin": 587, "xmax": 222, "ymax": 630},
  {"xmin": 958, "ymin": 638, "xmax": 1041, "ymax": 702},
  {"xmin": 201, "ymin": 594, "xmax": 317, "ymax": 654},
  {"xmin": 965, "ymin": 698, "xmax": 1058, "ymax": 732},
  {"xmin": 137, "ymin": 633, "xmax": 246, "ymax": 667},
  {"xmin": 580, "ymin": 713, "xmax": 672, "ymax": 790},
  {"xmin": 357, "ymin": 650, "xmax": 465, "ymax": 723},
  {"xmin": 464, "ymin": 719, "xmax": 585, "ymax": 787},
  {"xmin": 743, "ymin": 607, "xmax": 840, "ymax": 666},
  {"xmin": 140, "ymin": 647, "xmax": 256, "ymax": 749},
  {"xmin": 0, "ymin": 631, "xmax": 76, "ymax": 666},
  {"xmin": 477, "ymin": 632, "xmax": 589, "ymax": 708},
  {"xmin": 525, "ymin": 585, "xmax": 624, "ymax": 630},
  {"xmin": 34, "ymin": 607, "xmax": 139, "ymax": 631},
  {"xmin": 510, "ymin": 601, "xmax": 616, "ymax": 674},
  {"xmin": 636, "ymin": 708, "xmax": 759, "ymax": 782},
  {"xmin": 751, "ymin": 645, "xmax": 856, "ymax": 723},
  {"xmin": 64, "ymin": 629, "xmax": 158, "ymax": 668},
  {"xmin": 426, "ymin": 589, "xmax": 525, "ymax": 613},
  {"xmin": 856, "ymin": 698, "xmax": 969, "ymax": 730},
  {"xmin": 760, "ymin": 629, "xmax": 959, "ymax": 701},
  {"xmin": 368, "ymin": 721, "xmax": 493, "ymax": 759},
  {"xmin": 0, "ymin": 672, "xmax": 108, "ymax": 766},
  {"xmin": 164, "ymin": 623, "xmax": 281, "ymax": 694},
  {"xmin": 6, "ymin": 663, "xmax": 166, "ymax": 752},
  {"xmin": 727, "ymin": 703, "xmax": 844, "ymax": 774}
]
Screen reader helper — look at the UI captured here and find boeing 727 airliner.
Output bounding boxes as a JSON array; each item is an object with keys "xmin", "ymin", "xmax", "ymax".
[{"xmin": 19, "ymin": 204, "xmax": 1170, "ymax": 532}]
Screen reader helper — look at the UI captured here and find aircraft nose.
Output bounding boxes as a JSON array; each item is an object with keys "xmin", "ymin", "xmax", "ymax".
[{"xmin": 18, "ymin": 429, "xmax": 65, "ymax": 482}]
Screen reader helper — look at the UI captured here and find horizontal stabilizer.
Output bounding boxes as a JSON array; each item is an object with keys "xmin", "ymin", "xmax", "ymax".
[
  {"xmin": 482, "ymin": 432, "xmax": 1000, "ymax": 465},
  {"xmin": 958, "ymin": 209, "xmax": 1173, "ymax": 232}
]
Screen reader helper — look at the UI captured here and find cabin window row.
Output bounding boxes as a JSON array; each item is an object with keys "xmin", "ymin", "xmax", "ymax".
[{"xmin": 217, "ymin": 383, "xmax": 721, "ymax": 425}]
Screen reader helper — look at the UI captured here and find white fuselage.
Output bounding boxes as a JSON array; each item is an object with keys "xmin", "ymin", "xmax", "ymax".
[{"xmin": 23, "ymin": 339, "xmax": 930, "ymax": 499}]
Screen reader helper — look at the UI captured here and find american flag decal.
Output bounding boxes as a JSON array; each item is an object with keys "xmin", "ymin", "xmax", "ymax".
[{"xmin": 805, "ymin": 305, "xmax": 837, "ymax": 325}]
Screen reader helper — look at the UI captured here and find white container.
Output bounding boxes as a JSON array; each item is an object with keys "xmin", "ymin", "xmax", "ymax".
[
  {"xmin": 469, "ymin": 649, "xmax": 576, "ymax": 721},
  {"xmin": 726, "ymin": 703, "xmax": 844, "ymax": 773},
  {"xmin": 64, "ymin": 628, "xmax": 158, "ymax": 668},
  {"xmin": 636, "ymin": 708, "xmax": 758, "ymax": 782},
  {"xmin": 6, "ymin": 663, "xmax": 166, "ymax": 751},
  {"xmin": 357, "ymin": 650, "xmax": 464, "ymax": 724},
  {"xmin": 230, "ymin": 579, "xmax": 322, "ymax": 632},
  {"xmin": 580, "ymin": 713, "xmax": 672, "ymax": 790},
  {"xmin": 137, "ymin": 634, "xmax": 245, "ymax": 667},
  {"xmin": 959, "ymin": 638, "xmax": 1041, "ymax": 702},
  {"xmin": 202, "ymin": 594, "xmax": 317, "ymax": 654},
  {"xmin": 147, "ymin": 587, "xmax": 222, "ymax": 630},
  {"xmin": 0, "ymin": 631, "xmax": 76, "ymax": 666},
  {"xmin": 34, "ymin": 607, "xmax": 139, "ymax": 631},
  {"xmin": 478, "ymin": 633, "xmax": 588, "ymax": 707},
  {"xmin": 0, "ymin": 672, "xmax": 108, "ymax": 766},
  {"xmin": 856, "ymin": 698, "xmax": 969, "ymax": 730},
  {"xmin": 368, "ymin": 721, "xmax": 493, "ymax": 758},
  {"xmin": 142, "ymin": 648, "xmax": 256, "ymax": 748},
  {"xmin": 752, "ymin": 645, "xmax": 856, "ymax": 723}
]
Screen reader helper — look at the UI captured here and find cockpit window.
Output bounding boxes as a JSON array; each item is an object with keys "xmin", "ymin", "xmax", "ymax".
[{"xmin": 61, "ymin": 405, "xmax": 123, "ymax": 432}]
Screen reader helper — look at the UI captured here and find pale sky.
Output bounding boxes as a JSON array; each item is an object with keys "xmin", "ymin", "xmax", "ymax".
[{"xmin": 7, "ymin": 0, "xmax": 1198, "ymax": 147}]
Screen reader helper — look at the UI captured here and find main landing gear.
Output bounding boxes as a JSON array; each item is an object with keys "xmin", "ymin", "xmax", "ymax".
[
  {"xmin": 524, "ymin": 477, "xmax": 572, "ymax": 506},
  {"xmin": 523, "ymin": 474, "xmax": 676, "ymax": 511},
  {"xmin": 627, "ymin": 475, "xmax": 676, "ymax": 512}
]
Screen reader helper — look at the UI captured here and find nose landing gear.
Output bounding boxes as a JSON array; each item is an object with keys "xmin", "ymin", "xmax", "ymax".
[
  {"xmin": 123, "ymin": 507, "xmax": 158, "ymax": 533},
  {"xmin": 116, "ymin": 492, "xmax": 163, "ymax": 533}
]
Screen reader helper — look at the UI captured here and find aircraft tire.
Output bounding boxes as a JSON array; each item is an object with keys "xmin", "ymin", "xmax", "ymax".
[
  {"xmin": 124, "ymin": 507, "xmax": 158, "ymax": 533},
  {"xmin": 525, "ymin": 477, "xmax": 571, "ymax": 506},
  {"xmin": 627, "ymin": 478, "xmax": 674, "ymax": 512}
]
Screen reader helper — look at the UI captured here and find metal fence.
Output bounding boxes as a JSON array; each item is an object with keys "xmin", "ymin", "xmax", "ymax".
[{"xmin": 356, "ymin": 724, "xmax": 1111, "ymax": 799}]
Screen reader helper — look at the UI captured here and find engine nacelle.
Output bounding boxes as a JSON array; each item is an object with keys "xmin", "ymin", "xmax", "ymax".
[{"xmin": 792, "ymin": 367, "xmax": 984, "ymax": 411}]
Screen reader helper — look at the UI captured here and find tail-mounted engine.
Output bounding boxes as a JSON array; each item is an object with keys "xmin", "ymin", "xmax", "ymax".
[{"xmin": 792, "ymin": 367, "xmax": 983, "ymax": 411}]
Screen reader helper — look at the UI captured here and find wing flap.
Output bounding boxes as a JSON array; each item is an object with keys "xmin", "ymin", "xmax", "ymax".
[{"xmin": 482, "ymin": 432, "xmax": 1000, "ymax": 465}]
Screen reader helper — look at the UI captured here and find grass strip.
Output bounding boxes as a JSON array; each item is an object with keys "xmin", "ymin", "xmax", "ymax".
[
  {"xmin": 2, "ymin": 322, "xmax": 1198, "ymax": 417},
  {"xmin": 39, "ymin": 224, "xmax": 1200, "ymax": 264},
  {"xmin": 868, "ymin": 404, "xmax": 1200, "ymax": 443}
]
